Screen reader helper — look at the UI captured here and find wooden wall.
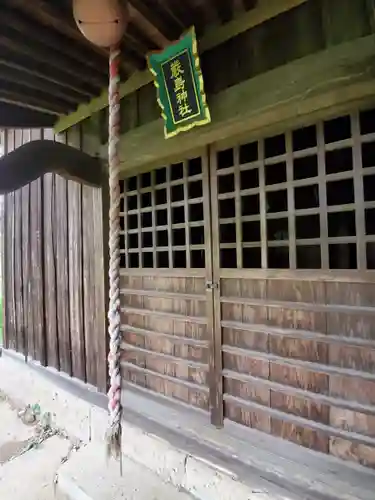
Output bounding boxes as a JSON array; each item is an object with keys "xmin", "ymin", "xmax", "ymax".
[
  {"xmin": 1, "ymin": 126, "xmax": 107, "ymax": 392},
  {"xmin": 88, "ymin": 0, "xmax": 374, "ymax": 148},
  {"xmin": 118, "ymin": 105, "xmax": 375, "ymax": 470}
]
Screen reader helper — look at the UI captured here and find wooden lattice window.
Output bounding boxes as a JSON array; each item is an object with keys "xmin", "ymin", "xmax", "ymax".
[
  {"xmin": 215, "ymin": 106, "xmax": 375, "ymax": 270},
  {"xmin": 120, "ymin": 156, "xmax": 206, "ymax": 269}
]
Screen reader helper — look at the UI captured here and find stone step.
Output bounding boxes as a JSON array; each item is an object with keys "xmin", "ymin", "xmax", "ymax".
[{"xmin": 55, "ymin": 442, "xmax": 194, "ymax": 500}]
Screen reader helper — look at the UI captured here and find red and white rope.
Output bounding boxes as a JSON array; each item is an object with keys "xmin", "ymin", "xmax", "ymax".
[{"xmin": 106, "ymin": 46, "xmax": 122, "ymax": 459}]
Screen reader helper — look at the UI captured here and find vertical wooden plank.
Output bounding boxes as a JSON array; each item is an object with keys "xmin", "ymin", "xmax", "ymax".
[
  {"xmin": 21, "ymin": 182, "xmax": 30, "ymax": 361},
  {"xmin": 321, "ymin": 0, "xmax": 371, "ymax": 46},
  {"xmin": 43, "ymin": 172, "xmax": 59, "ymax": 369},
  {"xmin": 183, "ymin": 161, "xmax": 191, "ymax": 269},
  {"xmin": 21, "ymin": 130, "xmax": 32, "ymax": 361},
  {"xmin": 54, "ymin": 131, "xmax": 72, "ymax": 375},
  {"xmin": 352, "ymin": 112, "xmax": 366, "ymax": 270},
  {"xmin": 29, "ymin": 129, "xmax": 44, "ymax": 363},
  {"xmin": 82, "ymin": 185, "xmax": 97, "ymax": 386},
  {"xmin": 93, "ymin": 186, "xmax": 107, "ymax": 392},
  {"xmin": 151, "ymin": 170, "xmax": 157, "ymax": 270},
  {"xmin": 258, "ymin": 139, "xmax": 268, "ymax": 269},
  {"xmin": 1, "ymin": 129, "xmax": 5, "ymax": 349},
  {"xmin": 14, "ymin": 130, "xmax": 24, "ymax": 355},
  {"xmin": 81, "ymin": 121, "xmax": 100, "ymax": 386},
  {"xmin": 166, "ymin": 167, "xmax": 173, "ymax": 268},
  {"xmin": 9, "ymin": 191, "xmax": 16, "ymax": 351},
  {"xmin": 137, "ymin": 177, "xmax": 142, "ymax": 267},
  {"xmin": 67, "ymin": 127, "xmax": 86, "ymax": 382},
  {"xmin": 81, "ymin": 117, "xmax": 107, "ymax": 391},
  {"xmin": 286, "ymin": 130, "xmax": 296, "ymax": 269},
  {"xmin": 2, "ymin": 186, "xmax": 8, "ymax": 349},
  {"xmin": 7, "ymin": 130, "xmax": 17, "ymax": 351},
  {"xmin": 14, "ymin": 188, "xmax": 23, "ymax": 353},
  {"xmin": 317, "ymin": 122, "xmax": 329, "ymax": 268},
  {"xmin": 208, "ymin": 146, "xmax": 224, "ymax": 427},
  {"xmin": 42, "ymin": 128, "xmax": 59, "ymax": 368},
  {"xmin": 234, "ymin": 146, "xmax": 243, "ymax": 269},
  {"xmin": 30, "ymin": 177, "xmax": 46, "ymax": 364},
  {"xmin": 101, "ymin": 156, "xmax": 110, "ymax": 393}
]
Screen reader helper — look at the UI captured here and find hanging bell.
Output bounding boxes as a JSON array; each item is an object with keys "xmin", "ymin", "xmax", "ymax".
[{"xmin": 73, "ymin": 0, "xmax": 128, "ymax": 48}]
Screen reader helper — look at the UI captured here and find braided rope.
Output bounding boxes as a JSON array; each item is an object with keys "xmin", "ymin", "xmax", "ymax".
[{"xmin": 106, "ymin": 46, "xmax": 122, "ymax": 459}]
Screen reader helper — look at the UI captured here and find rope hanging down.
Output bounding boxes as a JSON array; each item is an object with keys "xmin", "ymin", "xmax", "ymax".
[{"xmin": 106, "ymin": 46, "xmax": 123, "ymax": 459}]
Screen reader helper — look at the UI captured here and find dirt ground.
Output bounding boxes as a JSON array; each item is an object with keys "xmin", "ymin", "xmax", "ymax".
[{"xmin": 0, "ymin": 391, "xmax": 72, "ymax": 500}]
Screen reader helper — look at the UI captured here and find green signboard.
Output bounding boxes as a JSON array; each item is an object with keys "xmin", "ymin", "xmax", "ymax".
[{"xmin": 148, "ymin": 27, "xmax": 211, "ymax": 139}]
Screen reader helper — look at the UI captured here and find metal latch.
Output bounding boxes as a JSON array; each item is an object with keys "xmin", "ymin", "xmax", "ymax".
[{"xmin": 206, "ymin": 281, "xmax": 218, "ymax": 290}]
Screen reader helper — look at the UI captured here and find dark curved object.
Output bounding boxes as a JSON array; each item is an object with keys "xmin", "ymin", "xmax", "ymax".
[{"xmin": 0, "ymin": 140, "xmax": 104, "ymax": 194}]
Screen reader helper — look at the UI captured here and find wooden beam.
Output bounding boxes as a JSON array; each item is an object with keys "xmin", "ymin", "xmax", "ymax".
[
  {"xmin": 6, "ymin": 1, "xmax": 112, "ymax": 62},
  {"xmin": 0, "ymin": 92, "xmax": 64, "ymax": 116},
  {"xmin": 127, "ymin": 1, "xmax": 176, "ymax": 44},
  {"xmin": 0, "ymin": 24, "xmax": 106, "ymax": 89},
  {"xmin": 0, "ymin": 66, "xmax": 84, "ymax": 106},
  {"xmin": 0, "ymin": 48, "xmax": 96, "ymax": 100},
  {"xmin": 8, "ymin": 0, "xmax": 134, "ymax": 75},
  {"xmin": 215, "ymin": 0, "xmax": 234, "ymax": 23},
  {"xmin": 0, "ymin": 102, "xmax": 55, "ymax": 127},
  {"xmin": 111, "ymin": 34, "xmax": 375, "ymax": 173},
  {"xmin": 242, "ymin": 0, "xmax": 258, "ymax": 11},
  {"xmin": 0, "ymin": 78, "xmax": 74, "ymax": 113},
  {"xmin": 187, "ymin": 0, "xmax": 220, "ymax": 27},
  {"xmin": 1, "ymin": 6, "xmax": 108, "ymax": 76},
  {"xmin": 201, "ymin": 0, "xmax": 306, "ymax": 51},
  {"xmin": 0, "ymin": 85, "xmax": 72, "ymax": 115},
  {"xmin": 54, "ymin": 0, "xmax": 308, "ymax": 133},
  {"xmin": 125, "ymin": 23, "xmax": 159, "ymax": 54},
  {"xmin": 153, "ymin": 0, "xmax": 191, "ymax": 30}
]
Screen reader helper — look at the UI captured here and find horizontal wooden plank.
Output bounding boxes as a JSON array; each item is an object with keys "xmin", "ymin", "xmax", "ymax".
[
  {"xmin": 121, "ymin": 311, "xmax": 208, "ymax": 342},
  {"xmin": 120, "ymin": 268, "xmax": 206, "ymax": 278},
  {"xmin": 121, "ymin": 306, "xmax": 207, "ymax": 324},
  {"xmin": 219, "ymin": 268, "xmax": 375, "ymax": 282},
  {"xmin": 120, "ymin": 274, "xmax": 206, "ymax": 294},
  {"xmin": 122, "ymin": 370, "xmax": 209, "ymax": 411},
  {"xmin": 220, "ymin": 296, "xmax": 375, "ymax": 316},
  {"xmin": 224, "ymin": 394, "xmax": 375, "ymax": 448},
  {"xmin": 330, "ymin": 407, "xmax": 375, "ymax": 438},
  {"xmin": 122, "ymin": 351, "xmax": 207, "ymax": 387},
  {"xmin": 120, "ymin": 288, "xmax": 206, "ymax": 302},
  {"xmin": 121, "ymin": 324, "xmax": 208, "ymax": 347},
  {"xmin": 222, "ymin": 321, "xmax": 375, "ymax": 349},
  {"xmin": 121, "ymin": 341, "xmax": 208, "ymax": 370},
  {"xmin": 223, "ymin": 369, "xmax": 375, "ymax": 415},
  {"xmin": 223, "ymin": 345, "xmax": 375, "ymax": 381},
  {"xmin": 121, "ymin": 361, "xmax": 209, "ymax": 391},
  {"xmin": 122, "ymin": 294, "xmax": 207, "ymax": 318},
  {"xmin": 330, "ymin": 437, "xmax": 375, "ymax": 468}
]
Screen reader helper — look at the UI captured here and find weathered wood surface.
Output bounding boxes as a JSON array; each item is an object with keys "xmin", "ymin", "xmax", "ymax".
[
  {"xmin": 212, "ymin": 107, "xmax": 375, "ymax": 469},
  {"xmin": 220, "ymin": 274, "xmax": 375, "ymax": 467},
  {"xmin": 67, "ymin": 127, "xmax": 86, "ymax": 382},
  {"xmin": 43, "ymin": 172, "xmax": 59, "ymax": 369},
  {"xmin": 55, "ymin": 172, "xmax": 71, "ymax": 375},
  {"xmin": 30, "ymin": 177, "xmax": 46, "ymax": 365},
  {"xmin": 119, "ymin": 153, "xmax": 223, "ymax": 420},
  {"xmin": 120, "ymin": 272, "xmax": 210, "ymax": 410},
  {"xmin": 115, "ymin": 33, "xmax": 375, "ymax": 174},
  {"xmin": 2, "ymin": 126, "xmax": 107, "ymax": 391},
  {"xmin": 54, "ymin": 0, "xmax": 309, "ymax": 134},
  {"xmin": 119, "ymin": 104, "xmax": 375, "ymax": 470}
]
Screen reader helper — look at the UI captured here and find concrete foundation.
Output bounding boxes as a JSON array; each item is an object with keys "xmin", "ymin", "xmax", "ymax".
[{"xmin": 1, "ymin": 349, "xmax": 374, "ymax": 500}]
